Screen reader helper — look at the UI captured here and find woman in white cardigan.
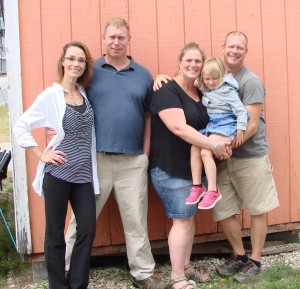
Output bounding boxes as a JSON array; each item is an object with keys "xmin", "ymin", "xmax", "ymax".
[{"xmin": 14, "ymin": 41, "xmax": 99, "ymax": 289}]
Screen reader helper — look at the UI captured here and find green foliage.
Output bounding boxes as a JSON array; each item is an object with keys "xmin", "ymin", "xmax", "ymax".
[
  {"xmin": 0, "ymin": 175, "xmax": 15, "ymax": 227},
  {"xmin": 255, "ymin": 261, "xmax": 300, "ymax": 289},
  {"xmin": 197, "ymin": 261, "xmax": 300, "ymax": 289},
  {"xmin": 0, "ymin": 195, "xmax": 9, "ymax": 215},
  {"xmin": 0, "ymin": 209, "xmax": 24, "ymax": 279},
  {"xmin": 0, "ymin": 174, "xmax": 24, "ymax": 279},
  {"xmin": 0, "ymin": 226, "xmax": 15, "ymax": 258},
  {"xmin": 0, "ymin": 104, "xmax": 10, "ymax": 143},
  {"xmin": 0, "ymin": 252, "xmax": 25, "ymax": 277},
  {"xmin": 0, "ymin": 222, "xmax": 24, "ymax": 279},
  {"xmin": 267, "ymin": 261, "xmax": 292, "ymax": 282}
]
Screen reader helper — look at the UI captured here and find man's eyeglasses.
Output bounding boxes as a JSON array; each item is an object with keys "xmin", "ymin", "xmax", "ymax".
[{"xmin": 63, "ymin": 56, "xmax": 87, "ymax": 64}]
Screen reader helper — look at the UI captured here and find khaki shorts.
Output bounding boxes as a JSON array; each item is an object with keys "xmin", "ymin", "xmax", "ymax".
[{"xmin": 212, "ymin": 155, "xmax": 279, "ymax": 221}]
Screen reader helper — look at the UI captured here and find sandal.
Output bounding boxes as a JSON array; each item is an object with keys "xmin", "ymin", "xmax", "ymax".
[
  {"xmin": 184, "ymin": 263, "xmax": 211, "ymax": 283},
  {"xmin": 165, "ymin": 276, "xmax": 195, "ymax": 289}
]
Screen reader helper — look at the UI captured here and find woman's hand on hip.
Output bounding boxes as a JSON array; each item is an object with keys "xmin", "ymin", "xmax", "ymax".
[{"xmin": 40, "ymin": 150, "xmax": 66, "ymax": 166}]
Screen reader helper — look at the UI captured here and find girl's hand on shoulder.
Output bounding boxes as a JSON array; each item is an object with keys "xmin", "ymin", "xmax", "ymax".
[
  {"xmin": 153, "ymin": 74, "xmax": 173, "ymax": 91},
  {"xmin": 40, "ymin": 150, "xmax": 67, "ymax": 166}
]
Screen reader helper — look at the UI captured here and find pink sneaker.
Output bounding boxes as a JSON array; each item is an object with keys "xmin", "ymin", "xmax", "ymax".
[
  {"xmin": 185, "ymin": 186, "xmax": 206, "ymax": 205},
  {"xmin": 198, "ymin": 189, "xmax": 222, "ymax": 209}
]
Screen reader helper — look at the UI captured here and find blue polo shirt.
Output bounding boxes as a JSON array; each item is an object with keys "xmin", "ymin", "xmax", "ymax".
[{"xmin": 86, "ymin": 55, "xmax": 153, "ymax": 154}]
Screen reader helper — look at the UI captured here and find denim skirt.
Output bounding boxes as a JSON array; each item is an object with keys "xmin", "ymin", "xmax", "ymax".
[
  {"xmin": 200, "ymin": 112, "xmax": 237, "ymax": 136},
  {"xmin": 150, "ymin": 167, "xmax": 197, "ymax": 218}
]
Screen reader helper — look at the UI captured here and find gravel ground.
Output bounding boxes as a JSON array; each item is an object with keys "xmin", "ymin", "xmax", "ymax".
[{"xmin": 4, "ymin": 244, "xmax": 300, "ymax": 289}]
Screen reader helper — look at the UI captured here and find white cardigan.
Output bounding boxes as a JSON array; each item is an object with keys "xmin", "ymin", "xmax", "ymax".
[{"xmin": 13, "ymin": 83, "xmax": 100, "ymax": 196}]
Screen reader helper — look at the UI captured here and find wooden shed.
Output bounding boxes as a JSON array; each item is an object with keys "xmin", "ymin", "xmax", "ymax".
[{"xmin": 4, "ymin": 0, "xmax": 300, "ymax": 261}]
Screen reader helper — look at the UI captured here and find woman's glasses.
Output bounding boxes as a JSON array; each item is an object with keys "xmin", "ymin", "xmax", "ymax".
[{"xmin": 63, "ymin": 56, "xmax": 87, "ymax": 64}]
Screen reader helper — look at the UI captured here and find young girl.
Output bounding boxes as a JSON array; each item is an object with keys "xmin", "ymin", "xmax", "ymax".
[{"xmin": 185, "ymin": 57, "xmax": 249, "ymax": 209}]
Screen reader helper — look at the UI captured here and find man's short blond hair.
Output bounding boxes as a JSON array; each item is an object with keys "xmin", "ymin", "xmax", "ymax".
[
  {"xmin": 224, "ymin": 31, "xmax": 248, "ymax": 48},
  {"xmin": 104, "ymin": 17, "xmax": 130, "ymax": 34}
]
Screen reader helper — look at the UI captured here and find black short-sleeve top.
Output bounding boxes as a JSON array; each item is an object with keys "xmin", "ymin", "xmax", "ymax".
[{"xmin": 150, "ymin": 81, "xmax": 209, "ymax": 179}]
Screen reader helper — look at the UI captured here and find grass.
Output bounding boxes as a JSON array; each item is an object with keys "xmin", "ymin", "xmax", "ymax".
[
  {"xmin": 0, "ymin": 172, "xmax": 28, "ymax": 289},
  {"xmin": 256, "ymin": 261, "xmax": 300, "ymax": 289},
  {"xmin": 0, "ymin": 105, "xmax": 10, "ymax": 144},
  {"xmin": 196, "ymin": 261, "xmax": 300, "ymax": 289}
]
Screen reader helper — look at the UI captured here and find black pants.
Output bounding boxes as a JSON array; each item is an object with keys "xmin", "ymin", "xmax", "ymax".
[{"xmin": 43, "ymin": 173, "xmax": 96, "ymax": 289}]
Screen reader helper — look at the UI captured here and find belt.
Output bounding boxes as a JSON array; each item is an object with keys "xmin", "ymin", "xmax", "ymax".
[{"xmin": 99, "ymin": 151, "xmax": 124, "ymax": 155}]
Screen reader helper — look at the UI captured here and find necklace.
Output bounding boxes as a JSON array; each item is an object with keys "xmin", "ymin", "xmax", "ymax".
[{"xmin": 63, "ymin": 89, "xmax": 82, "ymax": 106}]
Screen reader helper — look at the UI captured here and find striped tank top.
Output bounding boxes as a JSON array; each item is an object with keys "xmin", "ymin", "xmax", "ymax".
[{"xmin": 45, "ymin": 98, "xmax": 94, "ymax": 183}]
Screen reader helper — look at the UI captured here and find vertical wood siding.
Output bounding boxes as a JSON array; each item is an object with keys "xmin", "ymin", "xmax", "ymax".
[
  {"xmin": 15, "ymin": 0, "xmax": 300, "ymax": 255},
  {"xmin": 286, "ymin": 0, "xmax": 300, "ymax": 222}
]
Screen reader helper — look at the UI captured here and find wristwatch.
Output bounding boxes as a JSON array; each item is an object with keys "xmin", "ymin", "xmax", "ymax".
[{"xmin": 211, "ymin": 141, "xmax": 218, "ymax": 151}]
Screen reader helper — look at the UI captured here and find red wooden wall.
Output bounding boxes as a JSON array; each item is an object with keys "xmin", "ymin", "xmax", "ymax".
[{"xmin": 16, "ymin": 0, "xmax": 300, "ymax": 256}]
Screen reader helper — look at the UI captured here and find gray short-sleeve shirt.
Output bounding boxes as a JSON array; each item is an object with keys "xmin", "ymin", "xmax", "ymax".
[{"xmin": 233, "ymin": 66, "xmax": 269, "ymax": 157}]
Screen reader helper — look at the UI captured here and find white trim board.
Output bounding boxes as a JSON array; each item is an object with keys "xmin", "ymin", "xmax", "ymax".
[{"xmin": 4, "ymin": 0, "xmax": 32, "ymax": 254}]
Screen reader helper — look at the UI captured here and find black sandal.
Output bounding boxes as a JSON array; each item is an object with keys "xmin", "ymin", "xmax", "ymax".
[
  {"xmin": 184, "ymin": 263, "xmax": 211, "ymax": 283},
  {"xmin": 165, "ymin": 276, "xmax": 195, "ymax": 289}
]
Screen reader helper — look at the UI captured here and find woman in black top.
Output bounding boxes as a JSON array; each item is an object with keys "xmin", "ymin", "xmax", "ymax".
[{"xmin": 150, "ymin": 42, "xmax": 228, "ymax": 289}]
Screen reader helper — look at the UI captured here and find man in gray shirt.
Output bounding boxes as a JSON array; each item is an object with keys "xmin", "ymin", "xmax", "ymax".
[{"xmin": 214, "ymin": 31, "xmax": 279, "ymax": 282}]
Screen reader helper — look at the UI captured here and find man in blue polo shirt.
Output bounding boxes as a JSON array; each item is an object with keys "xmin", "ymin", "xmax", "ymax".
[{"xmin": 64, "ymin": 18, "xmax": 166, "ymax": 289}]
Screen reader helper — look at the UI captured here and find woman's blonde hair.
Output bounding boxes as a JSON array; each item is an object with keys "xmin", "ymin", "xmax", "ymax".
[
  {"xmin": 57, "ymin": 41, "xmax": 94, "ymax": 87},
  {"xmin": 200, "ymin": 57, "xmax": 226, "ymax": 90}
]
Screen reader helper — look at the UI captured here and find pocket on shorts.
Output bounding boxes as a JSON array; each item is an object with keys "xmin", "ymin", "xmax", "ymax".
[{"xmin": 264, "ymin": 155, "xmax": 274, "ymax": 174}]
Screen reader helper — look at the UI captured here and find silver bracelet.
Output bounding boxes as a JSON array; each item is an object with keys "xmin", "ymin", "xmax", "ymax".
[{"xmin": 211, "ymin": 141, "xmax": 218, "ymax": 151}]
